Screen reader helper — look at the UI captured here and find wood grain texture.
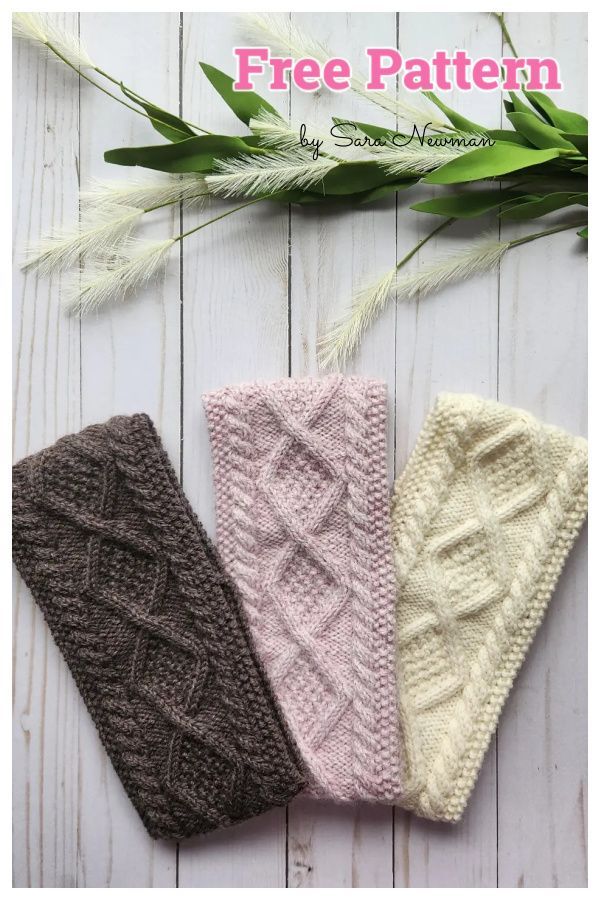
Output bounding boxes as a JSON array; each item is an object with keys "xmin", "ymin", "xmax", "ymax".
[
  {"xmin": 12, "ymin": 11, "xmax": 587, "ymax": 888},
  {"xmin": 392, "ymin": 13, "xmax": 504, "ymax": 888},
  {"xmin": 495, "ymin": 13, "xmax": 588, "ymax": 889},
  {"xmin": 287, "ymin": 11, "xmax": 396, "ymax": 889},
  {"xmin": 12, "ymin": 13, "xmax": 81, "ymax": 887},
  {"xmin": 75, "ymin": 13, "xmax": 181, "ymax": 887},
  {"xmin": 177, "ymin": 11, "xmax": 289, "ymax": 889}
]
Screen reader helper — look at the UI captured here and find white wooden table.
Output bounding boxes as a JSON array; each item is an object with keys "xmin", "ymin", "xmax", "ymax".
[{"xmin": 12, "ymin": 12, "xmax": 587, "ymax": 888}]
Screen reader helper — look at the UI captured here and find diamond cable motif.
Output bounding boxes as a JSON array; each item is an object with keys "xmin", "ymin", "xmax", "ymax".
[
  {"xmin": 256, "ymin": 379, "xmax": 353, "ymax": 748},
  {"xmin": 12, "ymin": 414, "xmax": 305, "ymax": 838}
]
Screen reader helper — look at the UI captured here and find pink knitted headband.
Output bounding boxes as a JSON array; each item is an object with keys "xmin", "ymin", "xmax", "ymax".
[{"xmin": 203, "ymin": 375, "xmax": 403, "ymax": 802}]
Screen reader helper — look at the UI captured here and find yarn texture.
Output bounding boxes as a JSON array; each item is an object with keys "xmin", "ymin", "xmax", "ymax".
[
  {"xmin": 203, "ymin": 375, "xmax": 404, "ymax": 802},
  {"xmin": 12, "ymin": 414, "xmax": 305, "ymax": 840},
  {"xmin": 391, "ymin": 393, "xmax": 588, "ymax": 823}
]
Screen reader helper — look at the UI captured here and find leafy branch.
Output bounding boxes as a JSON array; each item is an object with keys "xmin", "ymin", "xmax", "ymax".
[{"xmin": 14, "ymin": 11, "xmax": 587, "ymax": 358}]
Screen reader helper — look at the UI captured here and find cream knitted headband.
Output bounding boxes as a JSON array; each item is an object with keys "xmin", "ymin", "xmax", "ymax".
[
  {"xmin": 391, "ymin": 393, "xmax": 588, "ymax": 822},
  {"xmin": 204, "ymin": 374, "xmax": 404, "ymax": 803}
]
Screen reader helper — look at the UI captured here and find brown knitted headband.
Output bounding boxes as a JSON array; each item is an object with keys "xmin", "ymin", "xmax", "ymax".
[{"xmin": 12, "ymin": 414, "xmax": 305, "ymax": 840}]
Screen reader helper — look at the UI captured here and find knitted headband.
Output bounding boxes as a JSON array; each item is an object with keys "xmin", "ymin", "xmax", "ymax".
[
  {"xmin": 390, "ymin": 393, "xmax": 588, "ymax": 823},
  {"xmin": 203, "ymin": 375, "xmax": 403, "ymax": 803},
  {"xmin": 12, "ymin": 415, "xmax": 305, "ymax": 840}
]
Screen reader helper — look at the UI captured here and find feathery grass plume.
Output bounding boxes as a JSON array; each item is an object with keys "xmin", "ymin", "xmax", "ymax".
[
  {"xmin": 240, "ymin": 12, "xmax": 446, "ymax": 132},
  {"xmin": 80, "ymin": 174, "xmax": 208, "ymax": 211},
  {"xmin": 319, "ymin": 267, "xmax": 398, "ymax": 370},
  {"xmin": 319, "ymin": 238, "xmax": 510, "ymax": 368},
  {"xmin": 242, "ymin": 13, "xmax": 331, "ymax": 72},
  {"xmin": 250, "ymin": 109, "xmax": 327, "ymax": 153},
  {"xmin": 249, "ymin": 109, "xmax": 369, "ymax": 162},
  {"xmin": 206, "ymin": 150, "xmax": 338, "ymax": 197},
  {"xmin": 24, "ymin": 206, "xmax": 144, "ymax": 275},
  {"xmin": 12, "ymin": 12, "xmax": 94, "ymax": 69},
  {"xmin": 64, "ymin": 239, "xmax": 175, "ymax": 315},
  {"xmin": 372, "ymin": 135, "xmax": 481, "ymax": 176}
]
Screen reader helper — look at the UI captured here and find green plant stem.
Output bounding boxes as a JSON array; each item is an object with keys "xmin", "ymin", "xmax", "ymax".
[
  {"xmin": 45, "ymin": 40, "xmax": 211, "ymax": 136},
  {"xmin": 173, "ymin": 196, "xmax": 267, "ymax": 242},
  {"xmin": 395, "ymin": 216, "xmax": 456, "ymax": 272},
  {"xmin": 46, "ymin": 40, "xmax": 158, "ymax": 118},
  {"xmin": 143, "ymin": 193, "xmax": 210, "ymax": 214},
  {"xmin": 93, "ymin": 66, "xmax": 212, "ymax": 135},
  {"xmin": 493, "ymin": 12, "xmax": 520, "ymax": 58},
  {"xmin": 493, "ymin": 11, "xmax": 530, "ymax": 89},
  {"xmin": 507, "ymin": 218, "xmax": 587, "ymax": 249}
]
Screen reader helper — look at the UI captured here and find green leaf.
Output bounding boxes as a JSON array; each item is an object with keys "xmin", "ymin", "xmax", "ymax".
[
  {"xmin": 506, "ymin": 112, "xmax": 578, "ymax": 151},
  {"xmin": 199, "ymin": 61, "xmax": 279, "ymax": 126},
  {"xmin": 411, "ymin": 189, "xmax": 524, "ymax": 218},
  {"xmin": 500, "ymin": 191, "xmax": 586, "ymax": 220},
  {"xmin": 572, "ymin": 163, "xmax": 588, "ymax": 175},
  {"xmin": 357, "ymin": 179, "xmax": 419, "ymax": 204},
  {"xmin": 522, "ymin": 90, "xmax": 588, "ymax": 134},
  {"xmin": 486, "ymin": 128, "xmax": 533, "ymax": 147},
  {"xmin": 560, "ymin": 132, "xmax": 588, "ymax": 155},
  {"xmin": 273, "ymin": 160, "xmax": 414, "ymax": 199},
  {"xmin": 577, "ymin": 226, "xmax": 588, "ymax": 239},
  {"xmin": 508, "ymin": 90, "xmax": 544, "ymax": 119},
  {"xmin": 262, "ymin": 189, "xmax": 323, "ymax": 205},
  {"xmin": 568, "ymin": 192, "xmax": 588, "ymax": 206},
  {"xmin": 424, "ymin": 143, "xmax": 562, "ymax": 184},
  {"xmin": 288, "ymin": 179, "xmax": 418, "ymax": 206},
  {"xmin": 319, "ymin": 161, "xmax": 401, "ymax": 196},
  {"xmin": 104, "ymin": 135, "xmax": 259, "ymax": 173},
  {"xmin": 518, "ymin": 90, "xmax": 553, "ymax": 124},
  {"xmin": 239, "ymin": 134, "xmax": 267, "ymax": 148},
  {"xmin": 121, "ymin": 85, "xmax": 196, "ymax": 142},
  {"xmin": 423, "ymin": 91, "xmax": 486, "ymax": 132}
]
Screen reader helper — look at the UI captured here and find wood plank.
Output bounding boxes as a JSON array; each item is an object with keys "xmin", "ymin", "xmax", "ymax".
[
  {"xmin": 12, "ymin": 11, "xmax": 587, "ymax": 889},
  {"xmin": 75, "ymin": 12, "xmax": 181, "ymax": 886},
  {"xmin": 287, "ymin": 11, "xmax": 397, "ymax": 889},
  {"xmin": 393, "ymin": 11, "xmax": 502, "ymax": 888},
  {"xmin": 12, "ymin": 13, "xmax": 81, "ymax": 888},
  {"xmin": 177, "ymin": 12, "xmax": 290, "ymax": 888},
  {"xmin": 496, "ymin": 12, "xmax": 588, "ymax": 888}
]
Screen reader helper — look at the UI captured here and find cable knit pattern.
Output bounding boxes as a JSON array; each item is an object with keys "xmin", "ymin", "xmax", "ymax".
[
  {"xmin": 390, "ymin": 393, "xmax": 588, "ymax": 823},
  {"xmin": 203, "ymin": 375, "xmax": 403, "ymax": 802},
  {"xmin": 12, "ymin": 414, "xmax": 305, "ymax": 840}
]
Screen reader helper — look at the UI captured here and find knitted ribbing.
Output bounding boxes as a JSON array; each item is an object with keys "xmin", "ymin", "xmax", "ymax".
[
  {"xmin": 391, "ymin": 393, "xmax": 588, "ymax": 823},
  {"xmin": 12, "ymin": 414, "xmax": 305, "ymax": 840},
  {"xmin": 203, "ymin": 375, "xmax": 403, "ymax": 802}
]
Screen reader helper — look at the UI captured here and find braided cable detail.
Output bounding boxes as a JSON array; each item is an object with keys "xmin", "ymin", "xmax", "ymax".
[
  {"xmin": 204, "ymin": 376, "xmax": 403, "ymax": 803},
  {"xmin": 345, "ymin": 378, "xmax": 403, "ymax": 801},
  {"xmin": 12, "ymin": 414, "xmax": 305, "ymax": 840},
  {"xmin": 391, "ymin": 393, "xmax": 588, "ymax": 822}
]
